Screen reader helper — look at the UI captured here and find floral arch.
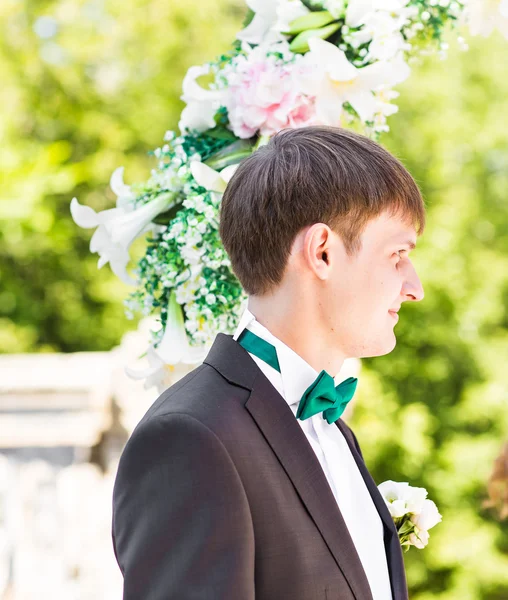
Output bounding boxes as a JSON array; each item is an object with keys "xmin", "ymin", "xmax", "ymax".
[{"xmin": 70, "ymin": 0, "xmax": 508, "ymax": 390}]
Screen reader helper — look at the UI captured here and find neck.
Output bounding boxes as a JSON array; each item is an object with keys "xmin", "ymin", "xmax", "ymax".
[{"xmin": 248, "ymin": 290, "xmax": 347, "ymax": 377}]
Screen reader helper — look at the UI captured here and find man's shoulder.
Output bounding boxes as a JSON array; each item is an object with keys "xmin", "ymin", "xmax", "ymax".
[{"xmin": 134, "ymin": 361, "xmax": 252, "ymax": 440}]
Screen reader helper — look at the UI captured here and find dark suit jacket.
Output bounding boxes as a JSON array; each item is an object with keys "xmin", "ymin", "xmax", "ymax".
[{"xmin": 112, "ymin": 333, "xmax": 408, "ymax": 600}]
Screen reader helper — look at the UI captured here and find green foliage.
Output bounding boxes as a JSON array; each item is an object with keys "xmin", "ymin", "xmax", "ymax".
[
  {"xmin": 1, "ymin": 1, "xmax": 507, "ymax": 597},
  {"xmin": 352, "ymin": 33, "xmax": 508, "ymax": 599},
  {"xmin": 0, "ymin": 0, "xmax": 243, "ymax": 352}
]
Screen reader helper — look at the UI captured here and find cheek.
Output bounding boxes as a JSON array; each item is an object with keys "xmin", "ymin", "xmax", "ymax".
[
  {"xmin": 379, "ymin": 267, "xmax": 403, "ymax": 311},
  {"xmin": 362, "ymin": 264, "xmax": 402, "ymax": 311},
  {"xmin": 357, "ymin": 263, "xmax": 389, "ymax": 296},
  {"xmin": 323, "ymin": 268, "xmax": 357, "ymax": 318},
  {"xmin": 326, "ymin": 261, "xmax": 401, "ymax": 318},
  {"xmin": 331, "ymin": 268, "xmax": 376, "ymax": 318}
]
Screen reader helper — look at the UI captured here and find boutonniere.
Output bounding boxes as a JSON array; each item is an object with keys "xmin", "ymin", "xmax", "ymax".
[{"xmin": 378, "ymin": 480, "xmax": 442, "ymax": 551}]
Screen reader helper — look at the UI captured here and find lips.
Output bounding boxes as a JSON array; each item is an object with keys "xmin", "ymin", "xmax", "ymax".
[{"xmin": 388, "ymin": 309, "xmax": 399, "ymax": 321}]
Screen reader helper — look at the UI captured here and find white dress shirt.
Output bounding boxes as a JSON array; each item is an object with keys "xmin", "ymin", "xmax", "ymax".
[{"xmin": 233, "ymin": 308, "xmax": 393, "ymax": 600}]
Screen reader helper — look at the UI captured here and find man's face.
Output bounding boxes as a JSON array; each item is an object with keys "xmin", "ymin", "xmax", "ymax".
[{"xmin": 324, "ymin": 210, "xmax": 424, "ymax": 359}]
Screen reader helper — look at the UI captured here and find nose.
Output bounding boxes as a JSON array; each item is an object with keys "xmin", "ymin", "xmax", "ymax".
[{"xmin": 401, "ymin": 260, "xmax": 424, "ymax": 302}]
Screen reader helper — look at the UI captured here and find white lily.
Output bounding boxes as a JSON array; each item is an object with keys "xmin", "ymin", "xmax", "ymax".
[
  {"xmin": 110, "ymin": 166, "xmax": 136, "ymax": 208},
  {"xmin": 70, "ymin": 199, "xmax": 136, "ymax": 284},
  {"xmin": 71, "ymin": 189, "xmax": 174, "ymax": 285},
  {"xmin": 346, "ymin": 0, "xmax": 411, "ymax": 27},
  {"xmin": 237, "ymin": 0, "xmax": 309, "ymax": 45},
  {"xmin": 374, "ymin": 88, "xmax": 400, "ymax": 117},
  {"xmin": 368, "ymin": 31, "xmax": 409, "ymax": 61},
  {"xmin": 125, "ymin": 291, "xmax": 208, "ymax": 391},
  {"xmin": 179, "ymin": 64, "xmax": 226, "ymax": 133},
  {"xmin": 294, "ymin": 37, "xmax": 410, "ymax": 124},
  {"xmin": 463, "ymin": 0, "xmax": 508, "ymax": 39},
  {"xmin": 102, "ymin": 192, "xmax": 173, "ymax": 248},
  {"xmin": 90, "ymin": 225, "xmax": 137, "ymax": 285},
  {"xmin": 156, "ymin": 291, "xmax": 208, "ymax": 365},
  {"xmin": 322, "ymin": 1, "xmax": 347, "ymax": 19},
  {"xmin": 346, "ymin": 0, "xmax": 376, "ymax": 28},
  {"xmin": 124, "ymin": 345, "xmax": 176, "ymax": 392},
  {"xmin": 190, "ymin": 160, "xmax": 239, "ymax": 213},
  {"xmin": 359, "ymin": 11, "xmax": 411, "ymax": 60},
  {"xmin": 124, "ymin": 346, "xmax": 204, "ymax": 393},
  {"xmin": 190, "ymin": 161, "xmax": 239, "ymax": 194},
  {"xmin": 237, "ymin": 0, "xmax": 278, "ymax": 44},
  {"xmin": 346, "ymin": 0, "xmax": 414, "ymax": 61},
  {"xmin": 71, "ymin": 167, "xmax": 142, "ymax": 284}
]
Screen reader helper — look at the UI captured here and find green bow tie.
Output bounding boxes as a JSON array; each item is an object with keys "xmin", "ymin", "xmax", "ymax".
[
  {"xmin": 237, "ymin": 329, "xmax": 357, "ymax": 424},
  {"xmin": 296, "ymin": 369, "xmax": 357, "ymax": 424}
]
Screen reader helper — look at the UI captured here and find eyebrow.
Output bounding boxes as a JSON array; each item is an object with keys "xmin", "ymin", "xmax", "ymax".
[{"xmin": 394, "ymin": 240, "xmax": 416, "ymax": 251}]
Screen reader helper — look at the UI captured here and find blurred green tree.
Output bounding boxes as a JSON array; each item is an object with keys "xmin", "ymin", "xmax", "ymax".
[
  {"xmin": 0, "ymin": 0, "xmax": 243, "ymax": 352},
  {"xmin": 354, "ymin": 32, "xmax": 508, "ymax": 599},
  {"xmin": 0, "ymin": 1, "xmax": 507, "ymax": 598}
]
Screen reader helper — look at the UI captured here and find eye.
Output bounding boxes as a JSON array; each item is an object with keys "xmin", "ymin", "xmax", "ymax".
[{"xmin": 393, "ymin": 249, "xmax": 407, "ymax": 261}]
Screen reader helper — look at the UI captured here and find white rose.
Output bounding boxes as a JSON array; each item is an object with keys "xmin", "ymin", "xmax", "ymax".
[
  {"xmin": 409, "ymin": 528, "xmax": 429, "ymax": 549},
  {"xmin": 404, "ymin": 486, "xmax": 428, "ymax": 515},
  {"xmin": 386, "ymin": 499, "xmax": 408, "ymax": 518},
  {"xmin": 413, "ymin": 499, "xmax": 442, "ymax": 531},
  {"xmin": 378, "ymin": 480, "xmax": 409, "ymax": 502}
]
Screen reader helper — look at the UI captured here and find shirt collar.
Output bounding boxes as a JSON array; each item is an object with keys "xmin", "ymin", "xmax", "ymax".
[{"xmin": 233, "ymin": 308, "xmax": 321, "ymax": 408}]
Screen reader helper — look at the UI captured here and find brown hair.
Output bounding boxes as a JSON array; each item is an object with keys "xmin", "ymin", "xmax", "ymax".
[{"xmin": 220, "ymin": 126, "xmax": 425, "ymax": 296}]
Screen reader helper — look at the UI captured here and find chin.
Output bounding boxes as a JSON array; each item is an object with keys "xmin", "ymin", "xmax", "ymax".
[
  {"xmin": 378, "ymin": 338, "xmax": 397, "ymax": 357},
  {"xmin": 358, "ymin": 333, "xmax": 397, "ymax": 358},
  {"xmin": 380, "ymin": 332, "xmax": 397, "ymax": 356}
]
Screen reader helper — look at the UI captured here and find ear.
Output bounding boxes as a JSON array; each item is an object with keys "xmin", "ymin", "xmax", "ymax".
[{"xmin": 302, "ymin": 223, "xmax": 333, "ymax": 281}]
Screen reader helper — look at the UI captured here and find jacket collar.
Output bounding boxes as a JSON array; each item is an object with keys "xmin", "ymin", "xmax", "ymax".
[
  {"xmin": 203, "ymin": 332, "xmax": 259, "ymax": 391},
  {"xmin": 233, "ymin": 309, "xmax": 321, "ymax": 408}
]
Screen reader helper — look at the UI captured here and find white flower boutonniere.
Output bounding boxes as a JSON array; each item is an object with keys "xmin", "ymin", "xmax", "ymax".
[{"xmin": 378, "ymin": 480, "xmax": 442, "ymax": 551}]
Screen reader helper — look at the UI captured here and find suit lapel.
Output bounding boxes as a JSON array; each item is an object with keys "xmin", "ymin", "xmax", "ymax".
[
  {"xmin": 336, "ymin": 420, "xmax": 409, "ymax": 600},
  {"xmin": 205, "ymin": 335, "xmax": 373, "ymax": 600},
  {"xmin": 335, "ymin": 421, "xmax": 395, "ymax": 536}
]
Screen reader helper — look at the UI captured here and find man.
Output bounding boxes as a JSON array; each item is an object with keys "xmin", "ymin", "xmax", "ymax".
[{"xmin": 112, "ymin": 126, "xmax": 425, "ymax": 599}]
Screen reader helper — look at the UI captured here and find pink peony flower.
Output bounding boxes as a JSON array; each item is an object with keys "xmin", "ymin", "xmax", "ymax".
[{"xmin": 224, "ymin": 49, "xmax": 317, "ymax": 139}]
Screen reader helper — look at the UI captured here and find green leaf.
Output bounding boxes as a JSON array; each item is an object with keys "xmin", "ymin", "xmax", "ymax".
[
  {"xmin": 152, "ymin": 202, "xmax": 183, "ymax": 225},
  {"xmin": 398, "ymin": 520, "xmax": 416, "ymax": 536},
  {"xmin": 205, "ymin": 126, "xmax": 237, "ymax": 142},
  {"xmin": 253, "ymin": 134, "xmax": 270, "ymax": 150},
  {"xmin": 284, "ymin": 11, "xmax": 336, "ymax": 35},
  {"xmin": 300, "ymin": 0, "xmax": 327, "ymax": 11},
  {"xmin": 289, "ymin": 22, "xmax": 341, "ymax": 54},
  {"xmin": 242, "ymin": 8, "xmax": 255, "ymax": 28},
  {"xmin": 204, "ymin": 139, "xmax": 255, "ymax": 170}
]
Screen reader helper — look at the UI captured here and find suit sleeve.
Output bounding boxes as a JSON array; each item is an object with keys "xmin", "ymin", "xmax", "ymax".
[{"xmin": 112, "ymin": 412, "xmax": 255, "ymax": 600}]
